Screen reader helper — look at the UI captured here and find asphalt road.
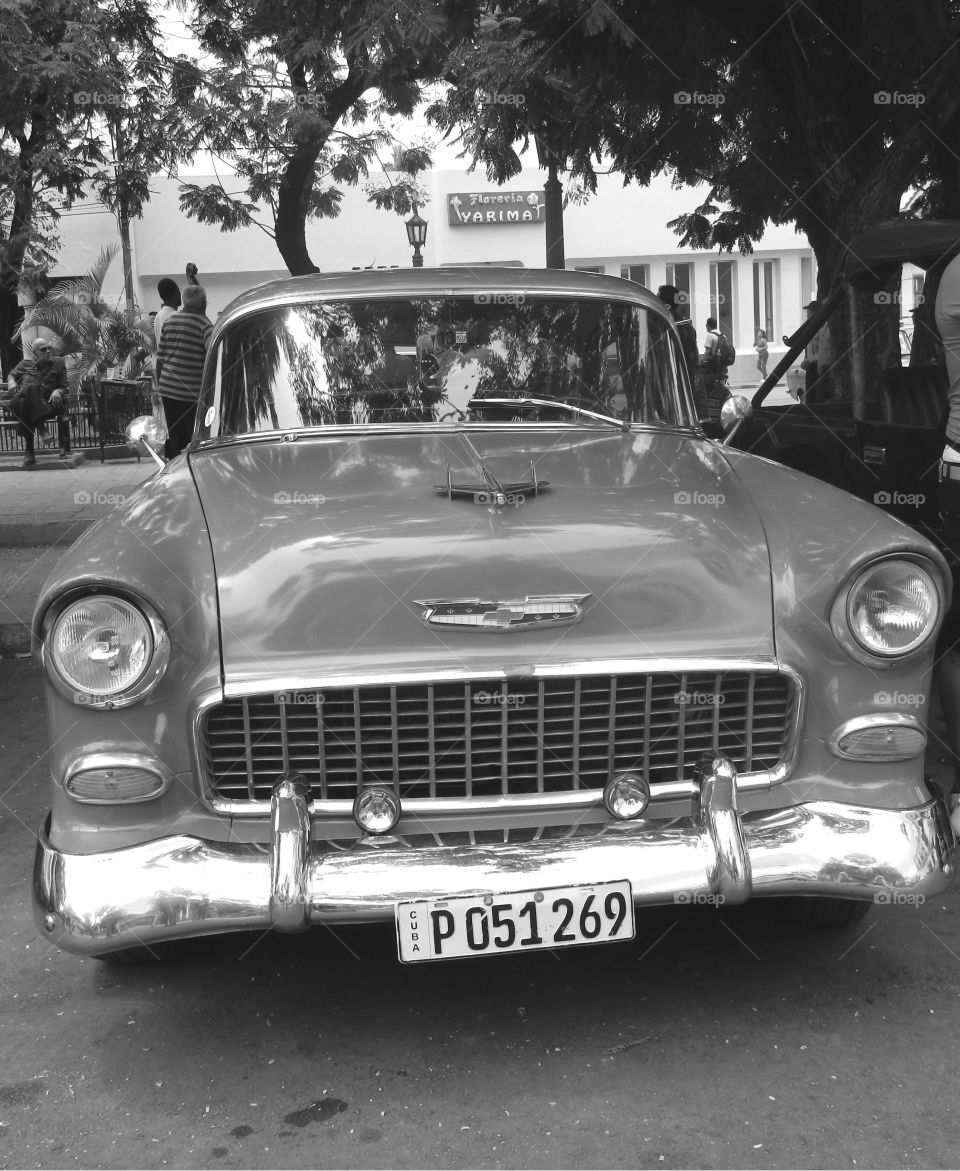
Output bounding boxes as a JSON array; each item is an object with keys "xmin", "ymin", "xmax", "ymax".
[{"xmin": 3, "ymin": 656, "xmax": 960, "ymax": 1171}]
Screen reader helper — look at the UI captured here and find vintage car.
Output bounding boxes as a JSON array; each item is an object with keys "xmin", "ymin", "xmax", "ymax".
[{"xmin": 32, "ymin": 268, "xmax": 957, "ymax": 964}]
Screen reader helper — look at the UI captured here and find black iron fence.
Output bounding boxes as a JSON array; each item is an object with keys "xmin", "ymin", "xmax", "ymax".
[{"xmin": 0, "ymin": 378, "xmax": 154, "ymax": 460}]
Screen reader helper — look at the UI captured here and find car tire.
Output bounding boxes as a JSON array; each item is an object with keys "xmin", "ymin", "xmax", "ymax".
[{"xmin": 780, "ymin": 897, "xmax": 873, "ymax": 927}]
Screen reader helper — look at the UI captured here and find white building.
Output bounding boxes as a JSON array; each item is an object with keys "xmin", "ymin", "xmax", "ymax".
[{"xmin": 47, "ymin": 168, "xmax": 823, "ymax": 384}]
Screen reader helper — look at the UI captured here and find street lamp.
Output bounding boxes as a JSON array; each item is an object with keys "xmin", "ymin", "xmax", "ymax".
[
  {"xmin": 534, "ymin": 123, "xmax": 567, "ymax": 271},
  {"xmin": 405, "ymin": 204, "xmax": 428, "ymax": 268}
]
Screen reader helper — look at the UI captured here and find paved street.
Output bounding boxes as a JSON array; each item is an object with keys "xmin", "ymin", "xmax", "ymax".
[{"xmin": 2, "ymin": 654, "xmax": 960, "ymax": 1170}]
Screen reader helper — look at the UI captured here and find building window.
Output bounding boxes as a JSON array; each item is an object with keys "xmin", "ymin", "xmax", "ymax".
[
  {"xmin": 665, "ymin": 263, "xmax": 692, "ymax": 311},
  {"xmin": 753, "ymin": 260, "xmax": 777, "ymax": 341},
  {"xmin": 800, "ymin": 256, "xmax": 815, "ymax": 308},
  {"xmin": 574, "ymin": 265, "xmax": 603, "ymax": 273},
  {"xmin": 709, "ymin": 260, "xmax": 736, "ymax": 339},
  {"xmin": 620, "ymin": 264, "xmax": 650, "ymax": 287}
]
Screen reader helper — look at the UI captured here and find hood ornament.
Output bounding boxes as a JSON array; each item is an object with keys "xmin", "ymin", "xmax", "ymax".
[
  {"xmin": 435, "ymin": 461, "xmax": 548, "ymax": 506},
  {"xmin": 414, "ymin": 594, "xmax": 590, "ymax": 633}
]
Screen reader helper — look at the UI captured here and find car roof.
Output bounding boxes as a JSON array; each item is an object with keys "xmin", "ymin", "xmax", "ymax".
[{"xmin": 213, "ymin": 267, "xmax": 670, "ymax": 338}]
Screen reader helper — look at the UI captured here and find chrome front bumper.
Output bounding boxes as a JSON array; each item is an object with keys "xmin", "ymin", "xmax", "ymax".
[{"xmin": 34, "ymin": 758, "xmax": 956, "ymax": 957}]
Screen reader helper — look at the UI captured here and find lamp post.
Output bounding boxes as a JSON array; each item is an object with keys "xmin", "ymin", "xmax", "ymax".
[
  {"xmin": 534, "ymin": 125, "xmax": 566, "ymax": 270},
  {"xmin": 405, "ymin": 204, "xmax": 428, "ymax": 268}
]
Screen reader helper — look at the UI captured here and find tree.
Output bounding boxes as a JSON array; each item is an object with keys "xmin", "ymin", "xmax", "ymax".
[
  {"xmin": 0, "ymin": 0, "xmax": 179, "ymax": 373},
  {"xmin": 437, "ymin": 0, "xmax": 960, "ymax": 404},
  {"xmin": 176, "ymin": 0, "xmax": 477, "ymax": 276}
]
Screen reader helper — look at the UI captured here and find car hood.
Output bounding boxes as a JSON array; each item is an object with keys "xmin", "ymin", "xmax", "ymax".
[{"xmin": 189, "ymin": 429, "xmax": 775, "ymax": 685}]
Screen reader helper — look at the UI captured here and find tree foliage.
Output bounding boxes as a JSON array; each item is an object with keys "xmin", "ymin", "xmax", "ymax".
[{"xmin": 176, "ymin": 0, "xmax": 477, "ymax": 274}]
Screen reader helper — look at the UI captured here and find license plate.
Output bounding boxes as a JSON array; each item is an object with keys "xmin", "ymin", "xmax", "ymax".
[{"xmin": 395, "ymin": 879, "xmax": 634, "ymax": 963}]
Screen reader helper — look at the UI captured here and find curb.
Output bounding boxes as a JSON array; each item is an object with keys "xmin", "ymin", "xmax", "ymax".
[
  {"xmin": 0, "ymin": 621, "xmax": 32, "ymax": 655},
  {"xmin": 0, "ymin": 520, "xmax": 93, "ymax": 546}
]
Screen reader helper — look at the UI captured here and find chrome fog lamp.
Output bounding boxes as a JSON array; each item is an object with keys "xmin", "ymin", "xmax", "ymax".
[
  {"xmin": 353, "ymin": 786, "xmax": 401, "ymax": 834},
  {"xmin": 603, "ymin": 772, "xmax": 651, "ymax": 820},
  {"xmin": 66, "ymin": 764, "xmax": 167, "ymax": 803},
  {"xmin": 833, "ymin": 558, "xmax": 941, "ymax": 662},
  {"xmin": 831, "ymin": 716, "xmax": 927, "ymax": 762}
]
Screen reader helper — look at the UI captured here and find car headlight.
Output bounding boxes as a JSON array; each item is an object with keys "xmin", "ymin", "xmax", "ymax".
[
  {"xmin": 831, "ymin": 558, "xmax": 941, "ymax": 663},
  {"xmin": 43, "ymin": 594, "xmax": 170, "ymax": 708}
]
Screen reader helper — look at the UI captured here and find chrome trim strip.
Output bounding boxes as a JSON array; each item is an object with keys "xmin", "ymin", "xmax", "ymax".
[
  {"xmin": 193, "ymin": 661, "xmax": 804, "ymax": 816},
  {"xmin": 828, "ymin": 713, "xmax": 927, "ymax": 760},
  {"xmin": 62, "ymin": 752, "xmax": 175, "ymax": 805},
  {"xmin": 35, "ymin": 798, "xmax": 956, "ymax": 956}
]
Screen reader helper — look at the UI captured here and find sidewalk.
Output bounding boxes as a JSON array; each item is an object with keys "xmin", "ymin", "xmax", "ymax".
[{"xmin": 0, "ymin": 453, "xmax": 155, "ymax": 653}]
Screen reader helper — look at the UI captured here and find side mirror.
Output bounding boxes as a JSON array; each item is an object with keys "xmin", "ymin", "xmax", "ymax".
[
  {"xmin": 125, "ymin": 415, "xmax": 167, "ymax": 467},
  {"xmin": 720, "ymin": 395, "xmax": 752, "ymax": 444}
]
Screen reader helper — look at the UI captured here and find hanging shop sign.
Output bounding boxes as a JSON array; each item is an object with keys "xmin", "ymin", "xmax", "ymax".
[{"xmin": 447, "ymin": 191, "xmax": 545, "ymax": 226}]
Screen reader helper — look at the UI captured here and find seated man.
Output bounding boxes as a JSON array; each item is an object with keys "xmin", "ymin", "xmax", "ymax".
[{"xmin": 6, "ymin": 339, "xmax": 71, "ymax": 466}]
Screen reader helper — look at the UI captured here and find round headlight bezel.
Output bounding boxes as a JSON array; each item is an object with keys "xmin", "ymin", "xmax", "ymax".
[
  {"xmin": 830, "ymin": 555, "xmax": 943, "ymax": 666},
  {"xmin": 42, "ymin": 591, "xmax": 171, "ymax": 709}
]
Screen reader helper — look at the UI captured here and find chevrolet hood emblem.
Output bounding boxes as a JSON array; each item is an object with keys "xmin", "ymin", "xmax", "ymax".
[{"xmin": 414, "ymin": 595, "xmax": 591, "ymax": 633}]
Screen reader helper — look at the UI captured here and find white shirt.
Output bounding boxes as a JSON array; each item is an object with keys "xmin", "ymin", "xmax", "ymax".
[{"xmin": 154, "ymin": 305, "xmax": 177, "ymax": 346}]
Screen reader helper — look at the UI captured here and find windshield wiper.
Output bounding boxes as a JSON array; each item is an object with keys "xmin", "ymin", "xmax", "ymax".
[{"xmin": 466, "ymin": 396, "xmax": 630, "ymax": 433}]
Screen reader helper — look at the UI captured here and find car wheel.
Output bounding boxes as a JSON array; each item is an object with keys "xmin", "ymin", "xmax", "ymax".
[{"xmin": 780, "ymin": 897, "xmax": 872, "ymax": 927}]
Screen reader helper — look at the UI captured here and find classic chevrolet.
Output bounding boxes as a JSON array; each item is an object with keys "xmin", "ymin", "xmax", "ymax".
[{"xmin": 32, "ymin": 268, "xmax": 956, "ymax": 963}]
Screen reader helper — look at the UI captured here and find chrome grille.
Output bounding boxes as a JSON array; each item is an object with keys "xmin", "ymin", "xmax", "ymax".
[{"xmin": 202, "ymin": 671, "xmax": 795, "ymax": 804}]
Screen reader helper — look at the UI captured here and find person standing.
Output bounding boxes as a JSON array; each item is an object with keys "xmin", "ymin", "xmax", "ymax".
[
  {"xmin": 700, "ymin": 316, "xmax": 728, "ymax": 422},
  {"xmin": 5, "ymin": 339, "xmax": 70, "ymax": 466},
  {"xmin": 755, "ymin": 328, "xmax": 769, "ymax": 378},
  {"xmin": 156, "ymin": 284, "xmax": 212, "ymax": 458},
  {"xmin": 800, "ymin": 301, "xmax": 821, "ymax": 400},
  {"xmin": 154, "ymin": 279, "xmax": 181, "ymax": 346},
  {"xmin": 656, "ymin": 284, "xmax": 705, "ymax": 417},
  {"xmin": 934, "ymin": 251, "xmax": 960, "ymax": 814}
]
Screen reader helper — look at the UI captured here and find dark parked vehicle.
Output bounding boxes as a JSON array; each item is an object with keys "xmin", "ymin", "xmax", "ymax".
[{"xmin": 728, "ymin": 220, "xmax": 959, "ymax": 537}]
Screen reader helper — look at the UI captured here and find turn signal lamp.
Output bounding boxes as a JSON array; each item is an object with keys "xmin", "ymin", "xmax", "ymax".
[
  {"xmin": 603, "ymin": 772, "xmax": 651, "ymax": 820},
  {"xmin": 353, "ymin": 786, "xmax": 401, "ymax": 834}
]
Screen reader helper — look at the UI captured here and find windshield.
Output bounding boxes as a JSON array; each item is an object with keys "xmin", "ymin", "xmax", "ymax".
[{"xmin": 200, "ymin": 295, "xmax": 691, "ymax": 438}]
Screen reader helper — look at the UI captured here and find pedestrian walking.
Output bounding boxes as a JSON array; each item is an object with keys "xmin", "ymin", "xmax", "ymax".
[
  {"xmin": 700, "ymin": 316, "xmax": 729, "ymax": 423},
  {"xmin": 755, "ymin": 328, "xmax": 769, "ymax": 378},
  {"xmin": 5, "ymin": 339, "xmax": 71, "ymax": 466},
  {"xmin": 156, "ymin": 284, "xmax": 212, "ymax": 458}
]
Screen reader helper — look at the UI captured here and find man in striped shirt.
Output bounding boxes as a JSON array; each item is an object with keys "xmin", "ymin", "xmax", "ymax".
[{"xmin": 156, "ymin": 284, "xmax": 212, "ymax": 457}]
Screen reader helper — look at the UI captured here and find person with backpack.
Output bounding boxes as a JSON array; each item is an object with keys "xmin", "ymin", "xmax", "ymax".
[{"xmin": 700, "ymin": 317, "xmax": 734, "ymax": 422}]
